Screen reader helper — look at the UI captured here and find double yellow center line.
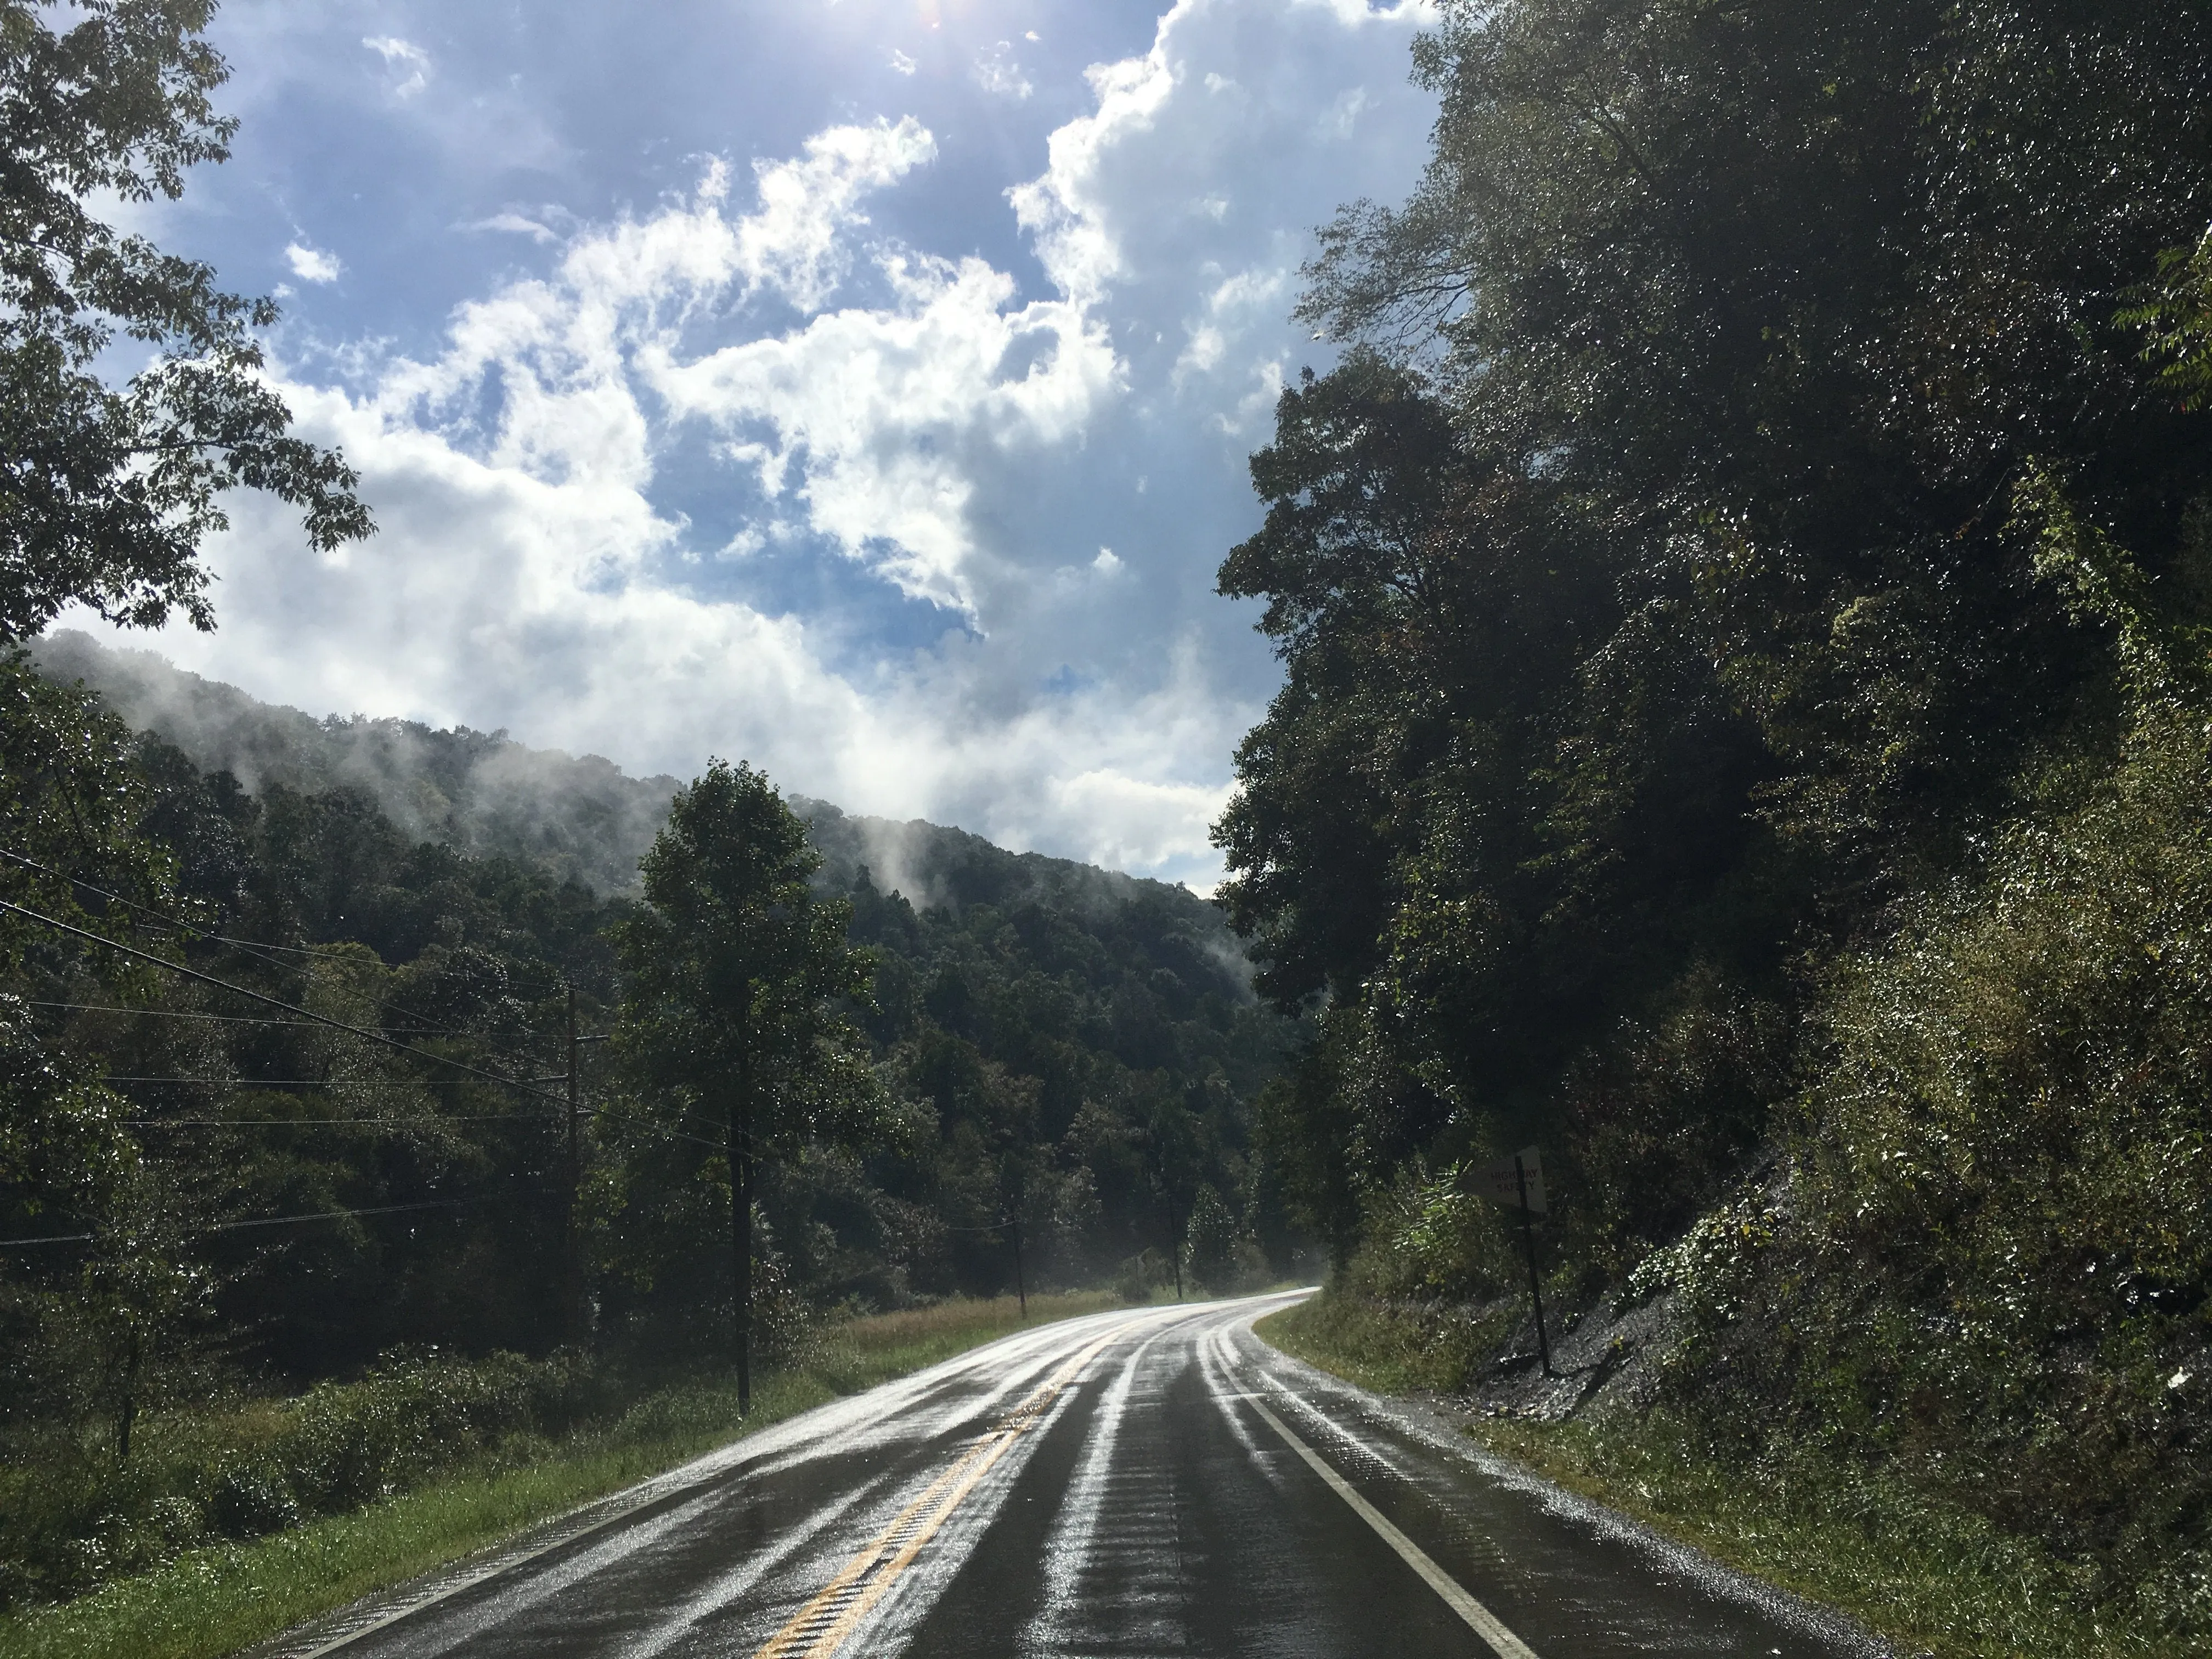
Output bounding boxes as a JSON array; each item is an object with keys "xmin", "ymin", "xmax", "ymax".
[{"xmin": 750, "ymin": 1327, "xmax": 1122, "ymax": 1659}]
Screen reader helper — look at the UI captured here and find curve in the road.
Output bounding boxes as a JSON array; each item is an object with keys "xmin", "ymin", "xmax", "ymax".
[{"xmin": 249, "ymin": 1293, "xmax": 1892, "ymax": 1659}]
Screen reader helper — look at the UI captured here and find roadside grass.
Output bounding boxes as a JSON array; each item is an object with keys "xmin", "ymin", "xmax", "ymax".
[
  {"xmin": 0, "ymin": 1289, "xmax": 1132, "ymax": 1659},
  {"xmin": 1254, "ymin": 1294, "xmax": 2206, "ymax": 1659},
  {"xmin": 806, "ymin": 1289, "xmax": 1129, "ymax": 1390},
  {"xmin": 1254, "ymin": 1286, "xmax": 1509, "ymax": 1395}
]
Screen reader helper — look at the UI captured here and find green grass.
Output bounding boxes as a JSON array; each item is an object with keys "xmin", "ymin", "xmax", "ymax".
[
  {"xmin": 0, "ymin": 1290, "xmax": 1131, "ymax": 1659},
  {"xmin": 1255, "ymin": 1292, "xmax": 2205, "ymax": 1659},
  {"xmin": 1254, "ymin": 1288, "xmax": 1506, "ymax": 1395}
]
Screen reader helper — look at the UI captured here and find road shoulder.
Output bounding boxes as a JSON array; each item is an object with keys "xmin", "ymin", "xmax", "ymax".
[{"xmin": 1249, "ymin": 1300, "xmax": 1904, "ymax": 1659}]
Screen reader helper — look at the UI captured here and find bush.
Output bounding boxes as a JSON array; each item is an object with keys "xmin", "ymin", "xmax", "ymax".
[
  {"xmin": 206, "ymin": 1468, "xmax": 299, "ymax": 1539},
  {"xmin": 0, "ymin": 1346, "xmax": 624, "ymax": 1612},
  {"xmin": 1115, "ymin": 1249, "xmax": 1171, "ymax": 1304},
  {"xmin": 1346, "ymin": 1163, "xmax": 1522, "ymax": 1305}
]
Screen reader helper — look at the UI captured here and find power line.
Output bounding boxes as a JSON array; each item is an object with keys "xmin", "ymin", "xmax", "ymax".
[
  {"xmin": 0, "ymin": 1191, "xmax": 544, "ymax": 1250},
  {"xmin": 123, "ymin": 1123, "xmax": 517, "ymax": 1132},
  {"xmin": 25, "ymin": 1001, "xmax": 489, "ymax": 1038},
  {"xmin": 0, "ymin": 849, "xmax": 568, "ymax": 1052},
  {"xmin": 4, "ymin": 848, "xmax": 377, "ymax": 965},
  {"xmin": 4, "ymin": 898, "xmax": 784, "ymax": 1235},
  {"xmin": 583, "ymin": 1100, "xmax": 727, "ymax": 1154},
  {"xmin": 1, "ymin": 847, "xmax": 584, "ymax": 1000},
  {"xmin": 0, "ymin": 896, "xmax": 566, "ymax": 1108},
  {"xmin": 103, "ymin": 1075, "xmax": 531, "ymax": 1087},
  {"xmin": 30, "ymin": 1001, "xmax": 346, "ymax": 1029}
]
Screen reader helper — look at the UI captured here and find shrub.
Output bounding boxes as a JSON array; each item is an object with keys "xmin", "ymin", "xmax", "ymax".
[{"xmin": 0, "ymin": 1346, "xmax": 624, "ymax": 1612}]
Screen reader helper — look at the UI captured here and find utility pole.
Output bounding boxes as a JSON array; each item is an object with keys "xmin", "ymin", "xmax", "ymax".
[
  {"xmin": 729, "ymin": 1057, "xmax": 753, "ymax": 1416},
  {"xmin": 1166, "ymin": 1184, "xmax": 1183, "ymax": 1301},
  {"xmin": 565, "ymin": 988, "xmax": 582, "ymax": 1347},
  {"xmin": 1010, "ymin": 1215, "xmax": 1026, "ymax": 1318}
]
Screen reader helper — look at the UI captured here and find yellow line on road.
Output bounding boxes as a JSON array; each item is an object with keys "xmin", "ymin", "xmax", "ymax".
[
  {"xmin": 751, "ymin": 1327, "xmax": 1124, "ymax": 1659},
  {"xmin": 1248, "ymin": 1396, "xmax": 1542, "ymax": 1659}
]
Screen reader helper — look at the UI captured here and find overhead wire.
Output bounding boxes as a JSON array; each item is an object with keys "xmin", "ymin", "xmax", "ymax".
[
  {"xmin": 120, "ymin": 1114, "xmax": 547, "ymax": 1127},
  {"xmin": 4, "ymin": 889, "xmax": 817, "ymax": 1254},
  {"xmin": 30, "ymin": 1001, "xmax": 350, "ymax": 1029},
  {"xmin": 0, "ymin": 849, "xmax": 574, "ymax": 1054},
  {"xmin": 0, "ymin": 895, "xmax": 568, "ymax": 1108},
  {"xmin": 0, "ymin": 1190, "xmax": 550, "ymax": 1251},
  {"xmin": 26, "ymin": 1000, "xmax": 506, "ymax": 1040},
  {"xmin": 103, "ymin": 1075, "xmax": 543, "ymax": 1087}
]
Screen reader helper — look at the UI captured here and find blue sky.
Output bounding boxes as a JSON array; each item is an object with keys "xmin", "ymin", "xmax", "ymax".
[{"xmin": 77, "ymin": 0, "xmax": 1437, "ymax": 888}]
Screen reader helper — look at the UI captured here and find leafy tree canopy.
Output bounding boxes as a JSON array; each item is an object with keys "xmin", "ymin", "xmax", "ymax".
[
  {"xmin": 0, "ymin": 0, "xmax": 372, "ymax": 643},
  {"xmin": 614, "ymin": 760, "xmax": 883, "ymax": 1152}
]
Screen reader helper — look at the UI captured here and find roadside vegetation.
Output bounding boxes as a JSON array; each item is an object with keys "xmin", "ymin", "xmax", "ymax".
[
  {"xmin": 1259, "ymin": 1298, "xmax": 2203, "ymax": 1659},
  {"xmin": 0, "ymin": 1291, "xmax": 1130, "ymax": 1659},
  {"xmin": 1222, "ymin": 3, "xmax": 2212, "ymax": 1654}
]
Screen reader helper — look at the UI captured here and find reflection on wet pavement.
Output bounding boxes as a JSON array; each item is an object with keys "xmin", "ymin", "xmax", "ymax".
[{"xmin": 255, "ymin": 1294, "xmax": 1895, "ymax": 1659}]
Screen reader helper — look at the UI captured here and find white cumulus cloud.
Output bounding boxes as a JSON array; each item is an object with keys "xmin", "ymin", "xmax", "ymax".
[
  {"xmin": 285, "ymin": 241, "xmax": 342, "ymax": 283},
  {"xmin": 976, "ymin": 41, "xmax": 1034, "ymax": 100},
  {"xmin": 652, "ymin": 251, "xmax": 1117, "ymax": 612},
  {"xmin": 80, "ymin": 0, "xmax": 1437, "ymax": 888}
]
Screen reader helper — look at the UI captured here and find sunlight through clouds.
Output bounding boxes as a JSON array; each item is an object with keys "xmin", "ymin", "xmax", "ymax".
[{"xmin": 78, "ymin": 0, "xmax": 1438, "ymax": 888}]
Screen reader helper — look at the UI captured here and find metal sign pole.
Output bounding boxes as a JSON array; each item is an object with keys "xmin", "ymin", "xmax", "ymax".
[{"xmin": 1515, "ymin": 1152, "xmax": 1553, "ymax": 1378}]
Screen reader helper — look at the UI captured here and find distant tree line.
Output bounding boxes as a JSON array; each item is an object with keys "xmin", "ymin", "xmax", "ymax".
[{"xmin": 0, "ymin": 669, "xmax": 1297, "ymax": 1432}]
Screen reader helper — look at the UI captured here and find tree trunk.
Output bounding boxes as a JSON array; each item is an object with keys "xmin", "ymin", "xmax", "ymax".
[{"xmin": 119, "ymin": 1322, "xmax": 140, "ymax": 1462}]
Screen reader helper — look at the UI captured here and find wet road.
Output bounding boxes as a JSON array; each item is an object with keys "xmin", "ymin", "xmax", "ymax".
[{"xmin": 284, "ymin": 1294, "xmax": 1886, "ymax": 1659}]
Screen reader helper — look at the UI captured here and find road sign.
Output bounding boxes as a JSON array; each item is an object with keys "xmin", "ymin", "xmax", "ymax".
[{"xmin": 1479, "ymin": 1147, "xmax": 1547, "ymax": 1215}]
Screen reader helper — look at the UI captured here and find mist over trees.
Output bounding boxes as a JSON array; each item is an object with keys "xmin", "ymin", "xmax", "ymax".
[
  {"xmin": 1218, "ymin": 0, "xmax": 2212, "ymax": 1616},
  {"xmin": 0, "ymin": 648, "xmax": 1296, "ymax": 1605}
]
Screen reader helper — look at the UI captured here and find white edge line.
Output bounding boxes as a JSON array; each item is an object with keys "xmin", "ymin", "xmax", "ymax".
[{"xmin": 1248, "ymin": 1395, "xmax": 1542, "ymax": 1659}]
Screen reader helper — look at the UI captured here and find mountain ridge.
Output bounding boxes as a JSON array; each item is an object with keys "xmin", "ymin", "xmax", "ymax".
[{"xmin": 27, "ymin": 631, "xmax": 1231, "ymax": 965}]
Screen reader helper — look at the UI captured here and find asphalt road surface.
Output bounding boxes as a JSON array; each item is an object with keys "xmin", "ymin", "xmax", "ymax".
[{"xmin": 274, "ymin": 1293, "xmax": 1888, "ymax": 1659}]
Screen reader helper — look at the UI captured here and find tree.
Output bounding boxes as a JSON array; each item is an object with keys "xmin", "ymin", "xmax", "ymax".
[
  {"xmin": 0, "ymin": 0, "xmax": 373, "ymax": 644},
  {"xmin": 1181, "ymin": 1182, "xmax": 1240, "ymax": 1294},
  {"xmin": 1217, "ymin": 0, "xmax": 2212, "ymax": 1288},
  {"xmin": 613, "ymin": 762, "xmax": 882, "ymax": 1411}
]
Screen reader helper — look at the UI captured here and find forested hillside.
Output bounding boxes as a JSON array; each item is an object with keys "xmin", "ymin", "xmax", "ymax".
[
  {"xmin": 1220, "ymin": 0, "xmax": 2212, "ymax": 1638},
  {"xmin": 0, "ymin": 642, "xmax": 1292, "ymax": 1610}
]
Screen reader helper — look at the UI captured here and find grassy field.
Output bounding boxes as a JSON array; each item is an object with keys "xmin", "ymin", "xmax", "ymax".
[
  {"xmin": 0, "ymin": 1290, "xmax": 1132, "ymax": 1659},
  {"xmin": 1255, "ymin": 1294, "xmax": 2195, "ymax": 1659}
]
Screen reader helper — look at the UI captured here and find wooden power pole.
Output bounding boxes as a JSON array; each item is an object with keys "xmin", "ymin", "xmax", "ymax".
[
  {"xmin": 729, "ymin": 1063, "xmax": 753, "ymax": 1416},
  {"xmin": 564, "ymin": 988, "xmax": 583, "ymax": 1346}
]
